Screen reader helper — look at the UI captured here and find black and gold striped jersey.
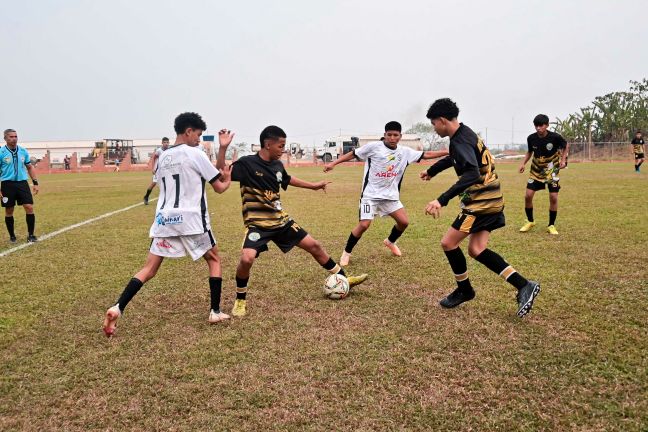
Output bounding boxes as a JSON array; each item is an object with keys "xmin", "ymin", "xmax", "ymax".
[
  {"xmin": 632, "ymin": 137, "xmax": 645, "ymax": 154},
  {"xmin": 527, "ymin": 131, "xmax": 567, "ymax": 182},
  {"xmin": 429, "ymin": 124, "xmax": 504, "ymax": 215},
  {"xmin": 231, "ymin": 154, "xmax": 292, "ymax": 229}
]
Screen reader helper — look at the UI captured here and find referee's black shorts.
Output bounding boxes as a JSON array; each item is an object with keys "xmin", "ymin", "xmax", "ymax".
[{"xmin": 1, "ymin": 180, "xmax": 34, "ymax": 207}]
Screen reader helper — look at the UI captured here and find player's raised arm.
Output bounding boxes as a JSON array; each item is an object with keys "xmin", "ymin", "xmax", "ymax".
[
  {"xmin": 216, "ymin": 129, "xmax": 234, "ymax": 170},
  {"xmin": 289, "ymin": 176, "xmax": 331, "ymax": 192},
  {"xmin": 323, "ymin": 150, "xmax": 356, "ymax": 172}
]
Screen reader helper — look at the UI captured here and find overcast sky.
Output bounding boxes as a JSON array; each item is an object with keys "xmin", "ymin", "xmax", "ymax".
[{"xmin": 2, "ymin": 0, "xmax": 647, "ymax": 146}]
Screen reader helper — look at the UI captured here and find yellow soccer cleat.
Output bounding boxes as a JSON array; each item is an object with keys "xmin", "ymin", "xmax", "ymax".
[
  {"xmin": 547, "ymin": 225, "xmax": 559, "ymax": 235},
  {"xmin": 232, "ymin": 299, "xmax": 247, "ymax": 317},
  {"xmin": 519, "ymin": 221, "xmax": 536, "ymax": 232},
  {"xmin": 347, "ymin": 273, "xmax": 368, "ymax": 288}
]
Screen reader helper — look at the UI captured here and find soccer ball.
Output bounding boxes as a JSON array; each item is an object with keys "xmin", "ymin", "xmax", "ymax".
[{"xmin": 323, "ymin": 274, "xmax": 350, "ymax": 300}]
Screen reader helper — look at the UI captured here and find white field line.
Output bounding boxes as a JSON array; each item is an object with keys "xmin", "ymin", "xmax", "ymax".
[{"xmin": 0, "ymin": 198, "xmax": 157, "ymax": 258}]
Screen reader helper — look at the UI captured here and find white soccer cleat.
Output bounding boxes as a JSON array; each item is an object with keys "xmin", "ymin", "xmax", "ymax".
[
  {"xmin": 208, "ymin": 310, "xmax": 231, "ymax": 324},
  {"xmin": 340, "ymin": 251, "xmax": 351, "ymax": 266}
]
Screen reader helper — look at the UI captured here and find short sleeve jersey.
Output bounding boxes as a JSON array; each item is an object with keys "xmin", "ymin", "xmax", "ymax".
[
  {"xmin": 0, "ymin": 146, "xmax": 31, "ymax": 182},
  {"xmin": 353, "ymin": 141, "xmax": 423, "ymax": 200},
  {"xmin": 632, "ymin": 137, "xmax": 645, "ymax": 154},
  {"xmin": 231, "ymin": 154, "xmax": 292, "ymax": 229},
  {"xmin": 149, "ymin": 144, "xmax": 221, "ymax": 238},
  {"xmin": 527, "ymin": 131, "xmax": 567, "ymax": 182}
]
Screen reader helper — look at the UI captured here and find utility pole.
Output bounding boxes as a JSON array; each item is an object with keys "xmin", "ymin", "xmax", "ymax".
[
  {"xmin": 485, "ymin": 127, "xmax": 488, "ymax": 144},
  {"xmin": 511, "ymin": 117, "xmax": 514, "ymax": 146}
]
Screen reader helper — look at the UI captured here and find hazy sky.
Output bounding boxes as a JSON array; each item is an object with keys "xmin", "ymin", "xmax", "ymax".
[{"xmin": 2, "ymin": 0, "xmax": 647, "ymax": 146}]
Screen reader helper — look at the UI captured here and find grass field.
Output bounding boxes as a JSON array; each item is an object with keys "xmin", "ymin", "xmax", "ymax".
[{"xmin": 1, "ymin": 162, "xmax": 646, "ymax": 431}]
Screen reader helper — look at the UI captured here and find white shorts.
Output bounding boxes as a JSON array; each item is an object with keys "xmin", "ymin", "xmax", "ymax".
[
  {"xmin": 149, "ymin": 230, "xmax": 216, "ymax": 261},
  {"xmin": 359, "ymin": 199, "xmax": 403, "ymax": 220}
]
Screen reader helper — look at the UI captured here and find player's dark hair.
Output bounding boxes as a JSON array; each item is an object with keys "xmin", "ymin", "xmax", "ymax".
[
  {"xmin": 636, "ymin": 130, "xmax": 642, "ymax": 134},
  {"xmin": 426, "ymin": 98, "xmax": 459, "ymax": 120},
  {"xmin": 162, "ymin": 137, "xmax": 169, "ymax": 142},
  {"xmin": 533, "ymin": 114, "xmax": 550, "ymax": 126},
  {"xmin": 4, "ymin": 128, "xmax": 16, "ymax": 136},
  {"xmin": 259, "ymin": 125, "xmax": 286, "ymax": 148},
  {"xmin": 174, "ymin": 112, "xmax": 207, "ymax": 134},
  {"xmin": 385, "ymin": 121, "xmax": 402, "ymax": 132}
]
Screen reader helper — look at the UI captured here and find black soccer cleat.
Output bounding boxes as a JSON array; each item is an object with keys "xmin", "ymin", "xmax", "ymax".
[
  {"xmin": 9, "ymin": 236, "xmax": 17, "ymax": 243},
  {"xmin": 27, "ymin": 235, "xmax": 38, "ymax": 243},
  {"xmin": 440, "ymin": 287, "xmax": 475, "ymax": 308},
  {"xmin": 516, "ymin": 280, "xmax": 540, "ymax": 318}
]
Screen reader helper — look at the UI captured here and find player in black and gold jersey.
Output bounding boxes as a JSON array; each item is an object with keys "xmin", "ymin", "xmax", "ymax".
[
  {"xmin": 518, "ymin": 114, "xmax": 569, "ymax": 235},
  {"xmin": 422, "ymin": 98, "xmax": 539, "ymax": 318},
  {"xmin": 631, "ymin": 130, "xmax": 644, "ymax": 173},
  {"xmin": 217, "ymin": 126, "xmax": 367, "ymax": 317}
]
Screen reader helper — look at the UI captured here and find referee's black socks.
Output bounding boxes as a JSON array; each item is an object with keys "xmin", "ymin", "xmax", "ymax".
[
  {"xmin": 474, "ymin": 249, "xmax": 527, "ymax": 290},
  {"xmin": 26, "ymin": 213, "xmax": 35, "ymax": 236},
  {"xmin": 5, "ymin": 216, "xmax": 15, "ymax": 238}
]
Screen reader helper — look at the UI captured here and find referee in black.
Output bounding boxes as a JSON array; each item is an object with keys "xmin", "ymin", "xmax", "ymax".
[{"xmin": 0, "ymin": 129, "xmax": 40, "ymax": 243}]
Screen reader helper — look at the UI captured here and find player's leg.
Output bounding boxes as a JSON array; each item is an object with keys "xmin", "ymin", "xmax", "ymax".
[
  {"xmin": 16, "ymin": 181, "xmax": 36, "ymax": 242},
  {"xmin": 547, "ymin": 191, "xmax": 559, "ymax": 235},
  {"xmin": 468, "ymin": 230, "xmax": 540, "ymax": 317},
  {"xmin": 383, "ymin": 206, "xmax": 408, "ymax": 257},
  {"xmin": 103, "ymin": 253, "xmax": 165, "ymax": 337},
  {"xmin": 203, "ymin": 245, "xmax": 230, "ymax": 323},
  {"xmin": 143, "ymin": 179, "xmax": 157, "ymax": 205},
  {"xmin": 636, "ymin": 156, "xmax": 644, "ymax": 172},
  {"xmin": 520, "ymin": 186, "xmax": 537, "ymax": 232},
  {"xmin": 341, "ymin": 199, "xmax": 375, "ymax": 265},
  {"xmin": 232, "ymin": 248, "xmax": 257, "ymax": 317},
  {"xmin": 297, "ymin": 234, "xmax": 367, "ymax": 288},
  {"xmin": 439, "ymin": 226, "xmax": 473, "ymax": 308}
]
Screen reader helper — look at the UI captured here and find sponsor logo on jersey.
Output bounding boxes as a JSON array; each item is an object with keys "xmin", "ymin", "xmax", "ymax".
[
  {"xmin": 155, "ymin": 212, "xmax": 184, "ymax": 226},
  {"xmin": 375, "ymin": 164, "xmax": 399, "ymax": 178},
  {"xmin": 155, "ymin": 239, "xmax": 174, "ymax": 249},
  {"xmin": 546, "ymin": 143, "xmax": 553, "ymax": 151},
  {"xmin": 3, "ymin": 157, "xmax": 9, "ymax": 163},
  {"xmin": 255, "ymin": 171, "xmax": 264, "ymax": 177},
  {"xmin": 248, "ymin": 232, "xmax": 261, "ymax": 241},
  {"xmin": 276, "ymin": 171, "xmax": 283, "ymax": 183},
  {"xmin": 160, "ymin": 155, "xmax": 181, "ymax": 170}
]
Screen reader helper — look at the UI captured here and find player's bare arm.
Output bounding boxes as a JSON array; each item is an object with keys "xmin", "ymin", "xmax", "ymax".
[
  {"xmin": 211, "ymin": 164, "xmax": 231, "ymax": 193},
  {"xmin": 519, "ymin": 152, "xmax": 532, "ymax": 173},
  {"xmin": 560, "ymin": 143, "xmax": 570, "ymax": 168},
  {"xmin": 289, "ymin": 176, "xmax": 332, "ymax": 192},
  {"xmin": 421, "ymin": 149, "xmax": 449, "ymax": 160},
  {"xmin": 215, "ymin": 129, "xmax": 234, "ymax": 170},
  {"xmin": 27, "ymin": 164, "xmax": 39, "ymax": 195},
  {"xmin": 323, "ymin": 151, "xmax": 356, "ymax": 172}
]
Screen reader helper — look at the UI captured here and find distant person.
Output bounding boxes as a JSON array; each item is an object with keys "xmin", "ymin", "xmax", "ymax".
[
  {"xmin": 518, "ymin": 114, "xmax": 569, "ymax": 235},
  {"xmin": 64, "ymin": 154, "xmax": 71, "ymax": 170},
  {"xmin": 422, "ymin": 98, "xmax": 539, "ymax": 318},
  {"xmin": 216, "ymin": 125, "xmax": 367, "ymax": 318},
  {"xmin": 323, "ymin": 121, "xmax": 447, "ymax": 266},
  {"xmin": 114, "ymin": 158, "xmax": 121, "ymax": 172},
  {"xmin": 0, "ymin": 129, "xmax": 39, "ymax": 243},
  {"xmin": 631, "ymin": 130, "xmax": 644, "ymax": 173},
  {"xmin": 143, "ymin": 137, "xmax": 170, "ymax": 205},
  {"xmin": 103, "ymin": 113, "xmax": 233, "ymax": 337}
]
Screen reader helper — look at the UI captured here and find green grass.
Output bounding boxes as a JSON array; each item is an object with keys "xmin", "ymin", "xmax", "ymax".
[{"xmin": 0, "ymin": 163, "xmax": 646, "ymax": 431}]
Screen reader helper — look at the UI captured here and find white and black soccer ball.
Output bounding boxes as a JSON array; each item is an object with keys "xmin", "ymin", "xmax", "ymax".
[{"xmin": 323, "ymin": 274, "xmax": 350, "ymax": 300}]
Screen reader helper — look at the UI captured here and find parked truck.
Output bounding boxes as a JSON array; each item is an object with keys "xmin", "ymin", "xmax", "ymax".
[{"xmin": 315, "ymin": 136, "xmax": 359, "ymax": 162}]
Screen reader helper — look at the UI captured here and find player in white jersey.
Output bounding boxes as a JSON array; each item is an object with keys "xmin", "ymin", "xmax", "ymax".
[
  {"xmin": 324, "ymin": 121, "xmax": 448, "ymax": 265},
  {"xmin": 103, "ymin": 113, "xmax": 234, "ymax": 337},
  {"xmin": 143, "ymin": 137, "xmax": 170, "ymax": 205}
]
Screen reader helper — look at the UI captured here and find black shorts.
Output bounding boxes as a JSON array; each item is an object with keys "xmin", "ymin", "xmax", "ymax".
[
  {"xmin": 451, "ymin": 211, "xmax": 505, "ymax": 234},
  {"xmin": 1, "ymin": 181, "xmax": 33, "ymax": 207},
  {"xmin": 635, "ymin": 153, "xmax": 645, "ymax": 160},
  {"xmin": 527, "ymin": 178, "xmax": 560, "ymax": 193},
  {"xmin": 242, "ymin": 220, "xmax": 309, "ymax": 254}
]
